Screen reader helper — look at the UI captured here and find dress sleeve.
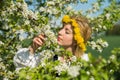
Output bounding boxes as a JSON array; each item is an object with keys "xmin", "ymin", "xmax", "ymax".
[{"xmin": 13, "ymin": 48, "xmax": 40, "ymax": 70}]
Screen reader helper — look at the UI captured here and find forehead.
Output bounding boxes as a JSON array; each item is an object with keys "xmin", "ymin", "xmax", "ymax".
[{"xmin": 63, "ymin": 23, "xmax": 73, "ymax": 29}]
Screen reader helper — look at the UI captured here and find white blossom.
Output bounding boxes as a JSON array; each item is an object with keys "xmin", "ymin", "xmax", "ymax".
[
  {"xmin": 39, "ymin": 7, "xmax": 46, "ymax": 12},
  {"xmin": 66, "ymin": 5, "xmax": 72, "ymax": 11},
  {"xmin": 21, "ymin": 2, "xmax": 29, "ymax": 18},
  {"xmin": 107, "ymin": 60, "xmax": 111, "ymax": 63},
  {"xmin": 110, "ymin": 69, "xmax": 114, "ymax": 73},
  {"xmin": 46, "ymin": 8, "xmax": 52, "ymax": 14},
  {"xmin": 47, "ymin": 1, "xmax": 55, "ymax": 6},
  {"xmin": 105, "ymin": 13, "xmax": 111, "ymax": 20},
  {"xmin": 4, "ymin": 24, "xmax": 9, "ymax": 30},
  {"xmin": 96, "ymin": 45, "xmax": 102, "ymax": 53},
  {"xmin": 98, "ymin": 24, "xmax": 102, "ymax": 28},
  {"xmin": 86, "ymin": 71, "xmax": 90, "ymax": 75},
  {"xmin": 90, "ymin": 41, "xmax": 97, "ymax": 50},
  {"xmin": 70, "ymin": 56, "xmax": 77, "ymax": 62},
  {"xmin": 103, "ymin": 26, "xmax": 107, "ymax": 30},
  {"xmin": 88, "ymin": 38, "xmax": 109, "ymax": 52},
  {"xmin": 1, "ymin": 11, "xmax": 6, "ymax": 17},
  {"xmin": 0, "ymin": 62, "xmax": 6, "ymax": 70},
  {"xmin": 80, "ymin": 0, "xmax": 88, "ymax": 3},
  {"xmin": 3, "ymin": 77, "xmax": 8, "ymax": 80},
  {"xmin": 40, "ymin": 50, "xmax": 53, "ymax": 59},
  {"xmin": 90, "ymin": 76, "xmax": 95, "ymax": 80},
  {"xmin": 16, "ymin": 45, "xmax": 22, "ymax": 50},
  {"xmin": 96, "ymin": 38, "xmax": 103, "ymax": 43},
  {"xmin": 0, "ymin": 58, "xmax": 2, "ymax": 61},
  {"xmin": 24, "ymin": 20, "xmax": 30, "ymax": 25},
  {"xmin": 95, "ymin": 28, "xmax": 99, "ymax": 32},
  {"xmin": 16, "ymin": 29, "xmax": 26, "ymax": 41},
  {"xmin": 92, "ymin": 2, "xmax": 99, "ymax": 11},
  {"xmin": 65, "ymin": 0, "xmax": 71, "ymax": 1},
  {"xmin": 67, "ymin": 65, "xmax": 80, "ymax": 77},
  {"xmin": 81, "ymin": 54, "xmax": 89, "ymax": 61},
  {"xmin": 110, "ymin": 55, "xmax": 116, "ymax": 60},
  {"xmin": 28, "ymin": 10, "xmax": 38, "ymax": 20},
  {"xmin": 59, "ymin": 3, "xmax": 63, "ymax": 8},
  {"xmin": 41, "ymin": 62, "xmax": 46, "ymax": 67},
  {"xmin": 52, "ymin": 8, "xmax": 59, "ymax": 14},
  {"xmin": 54, "ymin": 63, "xmax": 69, "ymax": 75},
  {"xmin": 0, "ymin": 41, "xmax": 4, "ymax": 45},
  {"xmin": 101, "ymin": 41, "xmax": 109, "ymax": 47}
]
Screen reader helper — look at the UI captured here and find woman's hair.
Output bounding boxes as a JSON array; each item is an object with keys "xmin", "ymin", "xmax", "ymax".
[{"xmin": 70, "ymin": 15, "xmax": 92, "ymax": 57}]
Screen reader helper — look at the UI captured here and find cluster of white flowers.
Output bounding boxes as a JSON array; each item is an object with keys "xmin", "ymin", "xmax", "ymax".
[
  {"xmin": 16, "ymin": 2, "xmax": 38, "ymax": 20},
  {"xmin": 54, "ymin": 62, "xmax": 80, "ymax": 77},
  {"xmin": 24, "ymin": 20, "xmax": 30, "ymax": 25},
  {"xmin": 34, "ymin": 24, "xmax": 61, "ymax": 66},
  {"xmin": 0, "ymin": 41, "xmax": 4, "ymax": 45},
  {"xmin": 109, "ymin": 55, "xmax": 116, "ymax": 60},
  {"xmin": 39, "ymin": 1, "xmax": 59, "ymax": 15},
  {"xmin": 70, "ymin": 56, "xmax": 77, "ymax": 62},
  {"xmin": 67, "ymin": 65, "xmax": 80, "ymax": 77},
  {"xmin": 0, "ymin": 1, "xmax": 16, "ymax": 30},
  {"xmin": 86, "ymin": 2, "xmax": 100, "ymax": 14},
  {"xmin": 1, "ymin": 1, "xmax": 17, "ymax": 17},
  {"xmin": 90, "ymin": 76, "xmax": 95, "ymax": 80},
  {"xmin": 15, "ymin": 29, "xmax": 27, "ymax": 41},
  {"xmin": 39, "ymin": 0, "xmax": 79, "ymax": 16},
  {"xmin": 54, "ymin": 63, "xmax": 69, "ymax": 75},
  {"xmin": 39, "ymin": 24, "xmax": 58, "ymax": 47},
  {"xmin": 105, "ymin": 13, "xmax": 111, "ymax": 20},
  {"xmin": 39, "ymin": 50, "xmax": 54, "ymax": 66},
  {"xmin": 92, "ymin": 24, "xmax": 107, "ymax": 33},
  {"xmin": 80, "ymin": 0, "xmax": 88, "ymax": 3},
  {"xmin": 0, "ymin": 1, "xmax": 39, "ymax": 43},
  {"xmin": 66, "ymin": 5, "xmax": 72, "ymax": 11},
  {"xmin": 88, "ymin": 38, "xmax": 109, "ymax": 53},
  {"xmin": 86, "ymin": 71, "xmax": 90, "ymax": 75},
  {"xmin": 0, "ymin": 61, "xmax": 6, "ymax": 71},
  {"xmin": 92, "ymin": 2, "xmax": 100, "ymax": 12},
  {"xmin": 46, "ymin": 7, "xmax": 59, "ymax": 15},
  {"xmin": 47, "ymin": 1, "xmax": 55, "ymax": 6}
]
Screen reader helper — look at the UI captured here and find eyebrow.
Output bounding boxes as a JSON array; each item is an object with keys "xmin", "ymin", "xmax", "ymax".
[{"xmin": 65, "ymin": 27, "xmax": 73, "ymax": 33}]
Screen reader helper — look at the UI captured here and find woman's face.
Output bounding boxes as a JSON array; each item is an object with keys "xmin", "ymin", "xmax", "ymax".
[{"xmin": 57, "ymin": 23, "xmax": 74, "ymax": 48}]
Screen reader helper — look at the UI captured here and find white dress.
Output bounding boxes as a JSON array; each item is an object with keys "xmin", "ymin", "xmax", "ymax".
[
  {"xmin": 13, "ymin": 48, "xmax": 89, "ymax": 70},
  {"xmin": 13, "ymin": 48, "xmax": 41, "ymax": 70}
]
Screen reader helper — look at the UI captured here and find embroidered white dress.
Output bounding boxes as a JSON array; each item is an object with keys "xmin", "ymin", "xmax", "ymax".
[
  {"xmin": 13, "ymin": 48, "xmax": 41, "ymax": 70},
  {"xmin": 13, "ymin": 48, "xmax": 89, "ymax": 70}
]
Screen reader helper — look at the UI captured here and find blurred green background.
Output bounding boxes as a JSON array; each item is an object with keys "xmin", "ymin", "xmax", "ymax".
[{"xmin": 87, "ymin": 35, "xmax": 120, "ymax": 59}]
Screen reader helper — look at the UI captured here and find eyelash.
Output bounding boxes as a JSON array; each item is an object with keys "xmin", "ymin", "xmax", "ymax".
[
  {"xmin": 59, "ymin": 27, "xmax": 71, "ymax": 34},
  {"xmin": 65, "ymin": 30, "xmax": 70, "ymax": 34}
]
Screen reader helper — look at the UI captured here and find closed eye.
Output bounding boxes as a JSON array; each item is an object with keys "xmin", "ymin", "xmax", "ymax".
[{"xmin": 65, "ymin": 28, "xmax": 72, "ymax": 34}]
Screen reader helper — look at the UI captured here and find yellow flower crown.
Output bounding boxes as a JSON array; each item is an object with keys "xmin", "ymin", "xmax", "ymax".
[{"xmin": 62, "ymin": 15, "xmax": 86, "ymax": 51}]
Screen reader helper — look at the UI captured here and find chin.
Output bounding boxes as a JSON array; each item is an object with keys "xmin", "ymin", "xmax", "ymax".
[{"xmin": 57, "ymin": 41, "xmax": 62, "ymax": 46}]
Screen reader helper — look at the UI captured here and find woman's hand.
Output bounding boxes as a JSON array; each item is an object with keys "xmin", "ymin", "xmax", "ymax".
[{"xmin": 29, "ymin": 34, "xmax": 45, "ymax": 54}]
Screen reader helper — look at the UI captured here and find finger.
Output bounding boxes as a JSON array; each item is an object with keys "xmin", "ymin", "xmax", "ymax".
[
  {"xmin": 36, "ymin": 38, "xmax": 43, "ymax": 45},
  {"xmin": 38, "ymin": 34, "xmax": 45, "ymax": 42},
  {"xmin": 38, "ymin": 34, "xmax": 45, "ymax": 37},
  {"xmin": 34, "ymin": 38, "xmax": 43, "ymax": 46}
]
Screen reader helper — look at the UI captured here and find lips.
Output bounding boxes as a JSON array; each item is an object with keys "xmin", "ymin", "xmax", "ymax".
[{"xmin": 57, "ymin": 36, "xmax": 62, "ymax": 41}]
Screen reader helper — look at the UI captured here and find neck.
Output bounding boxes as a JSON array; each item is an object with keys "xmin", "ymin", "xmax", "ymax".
[{"xmin": 64, "ymin": 46, "xmax": 76, "ymax": 55}]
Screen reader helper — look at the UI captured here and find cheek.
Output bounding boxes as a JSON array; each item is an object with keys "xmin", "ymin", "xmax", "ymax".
[{"xmin": 62, "ymin": 36, "xmax": 73, "ymax": 45}]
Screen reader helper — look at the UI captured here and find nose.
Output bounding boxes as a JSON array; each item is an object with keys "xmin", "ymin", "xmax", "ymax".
[{"xmin": 58, "ymin": 29, "xmax": 63, "ymax": 35}]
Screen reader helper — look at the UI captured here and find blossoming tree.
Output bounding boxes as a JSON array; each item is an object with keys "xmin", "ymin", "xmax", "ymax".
[{"xmin": 0, "ymin": 0, "xmax": 120, "ymax": 80}]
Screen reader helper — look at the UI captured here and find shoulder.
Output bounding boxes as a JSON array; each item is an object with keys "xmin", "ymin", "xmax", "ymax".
[
  {"xmin": 81, "ymin": 53, "xmax": 89, "ymax": 61},
  {"xmin": 15, "ymin": 48, "xmax": 31, "ymax": 58},
  {"xmin": 16, "ymin": 48, "xmax": 29, "ymax": 54}
]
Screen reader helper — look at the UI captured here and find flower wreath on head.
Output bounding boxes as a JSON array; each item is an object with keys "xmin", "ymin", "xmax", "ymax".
[{"xmin": 62, "ymin": 15, "xmax": 86, "ymax": 51}]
